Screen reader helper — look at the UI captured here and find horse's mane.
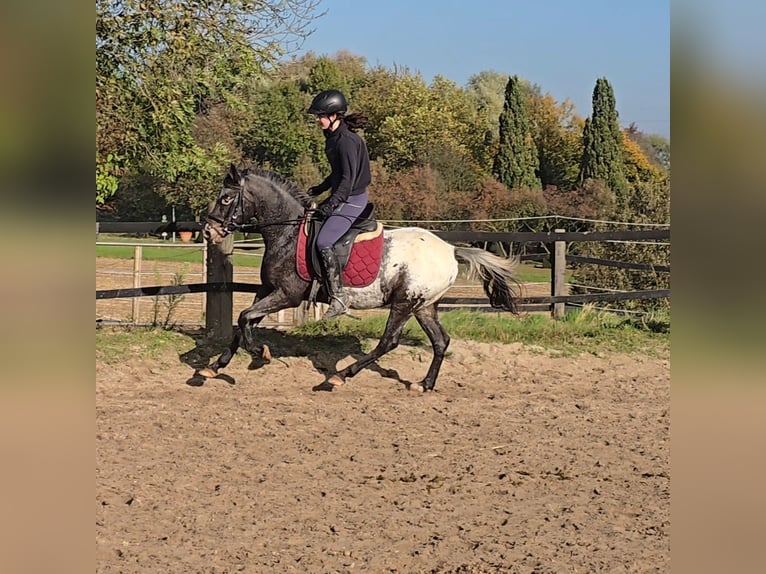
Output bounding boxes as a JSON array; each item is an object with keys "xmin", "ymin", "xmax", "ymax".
[{"xmin": 239, "ymin": 164, "xmax": 313, "ymax": 209}]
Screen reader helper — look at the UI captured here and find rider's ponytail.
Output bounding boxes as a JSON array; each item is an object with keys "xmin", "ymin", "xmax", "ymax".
[{"xmin": 344, "ymin": 113, "xmax": 368, "ymax": 132}]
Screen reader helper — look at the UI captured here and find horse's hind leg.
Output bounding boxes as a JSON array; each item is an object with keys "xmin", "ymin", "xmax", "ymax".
[
  {"xmin": 330, "ymin": 304, "xmax": 412, "ymax": 386},
  {"xmin": 412, "ymin": 304, "xmax": 450, "ymax": 392}
]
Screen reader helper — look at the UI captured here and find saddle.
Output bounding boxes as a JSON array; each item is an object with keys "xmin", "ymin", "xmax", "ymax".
[{"xmin": 296, "ymin": 202, "xmax": 384, "ymax": 288}]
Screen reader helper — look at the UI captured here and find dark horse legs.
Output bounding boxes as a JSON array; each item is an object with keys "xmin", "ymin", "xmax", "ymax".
[
  {"xmin": 332, "ymin": 302, "xmax": 449, "ymax": 392},
  {"xmin": 201, "ymin": 295, "xmax": 450, "ymax": 392},
  {"xmin": 412, "ymin": 304, "xmax": 450, "ymax": 391},
  {"xmin": 200, "ymin": 287, "xmax": 293, "ymax": 376},
  {"xmin": 333, "ymin": 302, "xmax": 411, "ymax": 383}
]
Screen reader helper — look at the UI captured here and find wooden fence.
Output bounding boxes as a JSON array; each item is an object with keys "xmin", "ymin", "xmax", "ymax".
[{"xmin": 96, "ymin": 223, "xmax": 669, "ymax": 337}]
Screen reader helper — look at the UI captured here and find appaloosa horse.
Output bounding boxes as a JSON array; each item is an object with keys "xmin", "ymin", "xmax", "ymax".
[{"xmin": 201, "ymin": 164, "xmax": 520, "ymax": 391}]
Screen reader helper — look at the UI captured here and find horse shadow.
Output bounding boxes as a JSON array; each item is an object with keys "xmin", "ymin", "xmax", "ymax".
[{"xmin": 177, "ymin": 327, "xmax": 413, "ymax": 389}]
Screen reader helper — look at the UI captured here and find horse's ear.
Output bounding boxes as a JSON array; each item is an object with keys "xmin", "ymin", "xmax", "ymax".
[{"xmin": 224, "ymin": 163, "xmax": 240, "ymax": 188}]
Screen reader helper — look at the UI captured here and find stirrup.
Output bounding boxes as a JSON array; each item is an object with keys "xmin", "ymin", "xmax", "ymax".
[{"xmin": 323, "ymin": 296, "xmax": 348, "ymax": 320}]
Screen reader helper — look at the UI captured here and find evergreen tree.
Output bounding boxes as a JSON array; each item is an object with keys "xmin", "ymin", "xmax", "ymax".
[
  {"xmin": 492, "ymin": 75, "xmax": 540, "ymax": 189},
  {"xmin": 573, "ymin": 79, "xmax": 669, "ymax": 311},
  {"xmin": 578, "ymin": 77, "xmax": 628, "ymax": 209}
]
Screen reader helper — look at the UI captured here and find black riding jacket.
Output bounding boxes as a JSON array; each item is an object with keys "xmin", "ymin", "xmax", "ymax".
[{"xmin": 315, "ymin": 121, "xmax": 371, "ymax": 209}]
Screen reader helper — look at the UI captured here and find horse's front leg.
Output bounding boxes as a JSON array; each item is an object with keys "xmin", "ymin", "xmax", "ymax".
[
  {"xmin": 198, "ymin": 289, "xmax": 293, "ymax": 378},
  {"xmin": 238, "ymin": 289, "xmax": 293, "ymax": 357}
]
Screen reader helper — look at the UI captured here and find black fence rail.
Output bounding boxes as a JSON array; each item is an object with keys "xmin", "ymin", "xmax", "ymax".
[{"xmin": 96, "ymin": 282, "xmax": 669, "ymax": 307}]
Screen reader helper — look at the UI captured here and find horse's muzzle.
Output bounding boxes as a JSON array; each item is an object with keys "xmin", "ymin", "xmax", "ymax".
[{"xmin": 202, "ymin": 221, "xmax": 227, "ymax": 243}]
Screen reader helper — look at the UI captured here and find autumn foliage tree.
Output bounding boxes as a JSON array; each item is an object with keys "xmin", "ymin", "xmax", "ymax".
[{"xmin": 527, "ymin": 93, "xmax": 584, "ymax": 190}]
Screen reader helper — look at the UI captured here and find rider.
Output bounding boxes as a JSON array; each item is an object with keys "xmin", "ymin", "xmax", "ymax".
[{"xmin": 306, "ymin": 89, "xmax": 371, "ymax": 319}]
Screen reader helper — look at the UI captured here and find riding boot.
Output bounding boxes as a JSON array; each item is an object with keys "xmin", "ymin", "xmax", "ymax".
[{"xmin": 319, "ymin": 247, "xmax": 349, "ymax": 320}]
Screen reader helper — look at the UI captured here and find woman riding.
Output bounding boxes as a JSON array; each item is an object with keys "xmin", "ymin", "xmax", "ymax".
[{"xmin": 306, "ymin": 89, "xmax": 372, "ymax": 319}]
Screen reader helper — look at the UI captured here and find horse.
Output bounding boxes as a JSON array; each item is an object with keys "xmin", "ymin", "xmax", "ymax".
[{"xmin": 200, "ymin": 163, "xmax": 521, "ymax": 392}]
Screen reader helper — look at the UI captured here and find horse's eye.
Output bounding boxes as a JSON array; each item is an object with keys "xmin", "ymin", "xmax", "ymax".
[{"xmin": 221, "ymin": 195, "xmax": 234, "ymax": 206}]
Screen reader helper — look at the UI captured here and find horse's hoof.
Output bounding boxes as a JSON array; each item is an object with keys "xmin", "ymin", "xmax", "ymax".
[
  {"xmin": 312, "ymin": 380, "xmax": 335, "ymax": 392},
  {"xmin": 197, "ymin": 367, "xmax": 217, "ymax": 378},
  {"xmin": 408, "ymin": 383, "xmax": 424, "ymax": 394},
  {"xmin": 327, "ymin": 374, "xmax": 345, "ymax": 387},
  {"xmin": 262, "ymin": 345, "xmax": 271, "ymax": 362}
]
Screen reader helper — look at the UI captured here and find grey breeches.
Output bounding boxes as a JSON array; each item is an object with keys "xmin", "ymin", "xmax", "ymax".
[{"xmin": 316, "ymin": 191, "xmax": 369, "ymax": 251}]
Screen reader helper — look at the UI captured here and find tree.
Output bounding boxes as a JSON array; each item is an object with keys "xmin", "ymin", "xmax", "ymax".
[
  {"xmin": 465, "ymin": 70, "xmax": 509, "ymax": 142},
  {"xmin": 303, "ymin": 56, "xmax": 351, "ymax": 96},
  {"xmin": 573, "ymin": 80, "xmax": 669, "ymax": 311},
  {"xmin": 236, "ymin": 81, "xmax": 317, "ymax": 177},
  {"xmin": 625, "ymin": 123, "xmax": 670, "ymax": 171},
  {"xmin": 578, "ymin": 77, "xmax": 628, "ymax": 209},
  {"xmin": 369, "ymin": 165, "xmax": 441, "ymax": 222},
  {"xmin": 527, "ymin": 93, "xmax": 584, "ymax": 190},
  {"xmin": 543, "ymin": 178, "xmax": 615, "ymax": 222},
  {"xmin": 492, "ymin": 75, "xmax": 540, "ymax": 190},
  {"xmin": 644, "ymin": 134, "xmax": 671, "ymax": 171},
  {"xmin": 367, "ymin": 74, "xmax": 483, "ymax": 180},
  {"xmin": 96, "ymin": 0, "xmax": 321, "ymax": 207},
  {"xmin": 353, "ymin": 66, "xmax": 407, "ymax": 160},
  {"xmin": 570, "ymin": 174, "xmax": 670, "ymax": 311},
  {"xmin": 621, "ymin": 131, "xmax": 665, "ymax": 187},
  {"xmin": 466, "ymin": 71, "xmax": 507, "ymax": 116}
]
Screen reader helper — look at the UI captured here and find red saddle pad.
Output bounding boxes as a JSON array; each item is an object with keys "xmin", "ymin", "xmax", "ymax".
[{"xmin": 296, "ymin": 221, "xmax": 383, "ymax": 288}]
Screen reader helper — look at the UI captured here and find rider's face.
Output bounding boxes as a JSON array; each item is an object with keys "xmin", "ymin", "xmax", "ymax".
[{"xmin": 315, "ymin": 113, "xmax": 336, "ymax": 130}]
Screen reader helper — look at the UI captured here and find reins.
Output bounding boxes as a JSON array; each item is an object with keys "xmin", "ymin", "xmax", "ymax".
[
  {"xmin": 207, "ymin": 173, "xmax": 376, "ymax": 235},
  {"xmin": 242, "ymin": 212, "xmax": 375, "ymax": 234},
  {"xmin": 238, "ymin": 218, "xmax": 304, "ymax": 233}
]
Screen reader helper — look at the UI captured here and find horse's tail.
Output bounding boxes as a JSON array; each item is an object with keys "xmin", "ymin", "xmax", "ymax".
[{"xmin": 453, "ymin": 247, "xmax": 522, "ymax": 313}]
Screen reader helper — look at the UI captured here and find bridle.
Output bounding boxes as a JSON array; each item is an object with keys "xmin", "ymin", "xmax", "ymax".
[
  {"xmin": 206, "ymin": 181, "xmax": 246, "ymax": 236},
  {"xmin": 206, "ymin": 178, "xmax": 312, "ymax": 236}
]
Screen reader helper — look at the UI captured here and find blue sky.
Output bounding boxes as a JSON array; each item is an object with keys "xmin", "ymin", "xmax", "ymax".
[{"xmin": 292, "ymin": 0, "xmax": 670, "ymax": 138}]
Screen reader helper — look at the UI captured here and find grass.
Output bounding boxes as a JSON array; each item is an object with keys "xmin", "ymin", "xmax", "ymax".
[
  {"xmin": 96, "ymin": 307, "xmax": 669, "ymax": 363},
  {"xmin": 96, "ymin": 234, "xmax": 262, "ymax": 267},
  {"xmin": 96, "ymin": 326, "xmax": 195, "ymax": 364},
  {"xmin": 293, "ymin": 307, "xmax": 669, "ymax": 357},
  {"xmin": 511, "ymin": 261, "xmax": 567, "ymax": 283}
]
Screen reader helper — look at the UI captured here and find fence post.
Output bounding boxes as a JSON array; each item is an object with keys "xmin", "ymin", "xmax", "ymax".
[
  {"xmin": 132, "ymin": 245, "xmax": 142, "ymax": 324},
  {"xmin": 551, "ymin": 229, "xmax": 566, "ymax": 320},
  {"xmin": 201, "ymin": 241, "xmax": 207, "ymax": 322},
  {"xmin": 205, "ymin": 235, "xmax": 234, "ymax": 340},
  {"xmin": 293, "ymin": 301, "xmax": 309, "ymax": 326}
]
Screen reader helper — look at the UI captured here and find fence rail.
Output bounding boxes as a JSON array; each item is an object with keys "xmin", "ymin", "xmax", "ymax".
[
  {"xmin": 96, "ymin": 221, "xmax": 669, "ymax": 242},
  {"xmin": 96, "ymin": 224, "xmax": 669, "ymax": 332}
]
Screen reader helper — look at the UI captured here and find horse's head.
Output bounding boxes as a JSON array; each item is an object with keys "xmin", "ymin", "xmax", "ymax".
[
  {"xmin": 204, "ymin": 163, "xmax": 310, "ymax": 243},
  {"xmin": 203, "ymin": 163, "xmax": 247, "ymax": 244}
]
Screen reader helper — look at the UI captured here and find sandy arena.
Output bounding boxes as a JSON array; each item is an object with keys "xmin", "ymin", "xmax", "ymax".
[{"xmin": 96, "ymin": 329, "xmax": 669, "ymax": 573}]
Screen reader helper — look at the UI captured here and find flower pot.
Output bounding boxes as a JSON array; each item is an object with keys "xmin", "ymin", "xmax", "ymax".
[{"xmin": 179, "ymin": 230, "xmax": 193, "ymax": 242}]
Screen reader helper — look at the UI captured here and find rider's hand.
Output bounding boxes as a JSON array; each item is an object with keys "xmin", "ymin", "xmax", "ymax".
[
  {"xmin": 307, "ymin": 186, "xmax": 323, "ymax": 197},
  {"xmin": 317, "ymin": 201, "xmax": 335, "ymax": 217}
]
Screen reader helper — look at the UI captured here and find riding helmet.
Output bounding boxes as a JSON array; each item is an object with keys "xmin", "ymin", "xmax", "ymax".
[{"xmin": 308, "ymin": 89, "xmax": 348, "ymax": 116}]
